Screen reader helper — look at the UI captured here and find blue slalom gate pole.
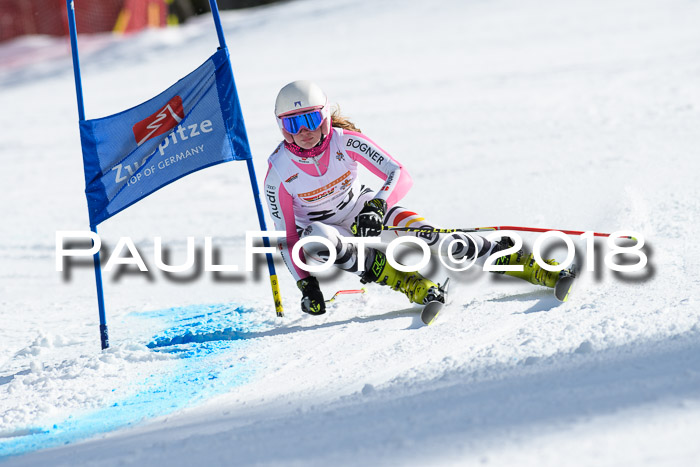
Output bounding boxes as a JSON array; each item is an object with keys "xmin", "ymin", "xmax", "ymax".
[
  {"xmin": 66, "ymin": 0, "xmax": 110, "ymax": 349},
  {"xmin": 208, "ymin": 0, "xmax": 284, "ymax": 317}
]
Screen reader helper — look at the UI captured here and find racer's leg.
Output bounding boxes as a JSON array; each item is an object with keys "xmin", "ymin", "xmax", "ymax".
[
  {"xmin": 384, "ymin": 206, "xmax": 574, "ymax": 289},
  {"xmin": 383, "ymin": 205, "xmax": 495, "ymax": 266},
  {"xmin": 298, "ymin": 221, "xmax": 444, "ymax": 305}
]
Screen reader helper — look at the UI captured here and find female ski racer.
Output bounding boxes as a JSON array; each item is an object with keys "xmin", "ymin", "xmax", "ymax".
[{"xmin": 264, "ymin": 81, "xmax": 569, "ymax": 315}]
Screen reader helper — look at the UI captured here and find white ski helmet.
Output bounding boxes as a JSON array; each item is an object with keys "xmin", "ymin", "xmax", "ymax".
[{"xmin": 275, "ymin": 80, "xmax": 331, "ymax": 143}]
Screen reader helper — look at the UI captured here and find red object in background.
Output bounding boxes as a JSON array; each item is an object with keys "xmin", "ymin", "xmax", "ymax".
[
  {"xmin": 117, "ymin": 0, "xmax": 168, "ymax": 34},
  {"xmin": 0, "ymin": 0, "xmax": 168, "ymax": 43}
]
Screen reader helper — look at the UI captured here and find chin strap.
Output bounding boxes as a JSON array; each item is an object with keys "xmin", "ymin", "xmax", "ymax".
[{"xmin": 283, "ymin": 131, "xmax": 331, "ymax": 158}]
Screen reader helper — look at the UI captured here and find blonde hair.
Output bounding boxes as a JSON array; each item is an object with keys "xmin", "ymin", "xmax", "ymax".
[{"xmin": 330, "ymin": 106, "xmax": 361, "ymax": 133}]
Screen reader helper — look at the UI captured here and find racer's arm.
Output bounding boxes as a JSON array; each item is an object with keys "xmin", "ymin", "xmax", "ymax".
[
  {"xmin": 264, "ymin": 163, "xmax": 310, "ymax": 282},
  {"xmin": 342, "ymin": 130, "xmax": 413, "ymax": 208}
]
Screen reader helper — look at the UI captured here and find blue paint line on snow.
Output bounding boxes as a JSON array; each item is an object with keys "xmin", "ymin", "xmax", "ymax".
[
  {"xmin": 146, "ymin": 303, "xmax": 260, "ymax": 348},
  {"xmin": 0, "ymin": 304, "xmax": 267, "ymax": 460}
]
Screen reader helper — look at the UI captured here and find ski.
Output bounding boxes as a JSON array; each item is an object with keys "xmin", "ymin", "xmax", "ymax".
[
  {"xmin": 420, "ymin": 278, "xmax": 450, "ymax": 325},
  {"xmin": 420, "ymin": 300, "xmax": 445, "ymax": 325},
  {"xmin": 554, "ymin": 267, "xmax": 577, "ymax": 302}
]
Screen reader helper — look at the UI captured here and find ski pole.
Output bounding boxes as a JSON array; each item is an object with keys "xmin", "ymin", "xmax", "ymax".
[
  {"xmin": 326, "ymin": 288, "xmax": 366, "ymax": 304},
  {"xmin": 383, "ymin": 225, "xmax": 636, "ymax": 240}
]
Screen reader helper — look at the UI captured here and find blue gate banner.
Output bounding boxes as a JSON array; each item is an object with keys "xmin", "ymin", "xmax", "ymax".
[{"xmin": 79, "ymin": 48, "xmax": 251, "ymax": 227}]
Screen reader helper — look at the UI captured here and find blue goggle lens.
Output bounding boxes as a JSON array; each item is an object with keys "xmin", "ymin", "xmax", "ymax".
[{"xmin": 281, "ymin": 110, "xmax": 324, "ymax": 134}]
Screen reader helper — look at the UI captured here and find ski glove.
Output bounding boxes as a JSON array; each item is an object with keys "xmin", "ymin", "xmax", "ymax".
[
  {"xmin": 297, "ymin": 276, "xmax": 326, "ymax": 315},
  {"xmin": 352, "ymin": 198, "xmax": 387, "ymax": 237}
]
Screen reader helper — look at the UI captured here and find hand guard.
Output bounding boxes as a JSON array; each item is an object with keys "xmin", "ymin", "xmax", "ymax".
[
  {"xmin": 351, "ymin": 198, "xmax": 387, "ymax": 237},
  {"xmin": 297, "ymin": 276, "xmax": 326, "ymax": 315}
]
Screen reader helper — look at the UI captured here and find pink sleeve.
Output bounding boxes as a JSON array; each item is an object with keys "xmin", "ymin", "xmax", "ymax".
[
  {"xmin": 343, "ymin": 130, "xmax": 412, "ymax": 207},
  {"xmin": 264, "ymin": 163, "xmax": 310, "ymax": 282}
]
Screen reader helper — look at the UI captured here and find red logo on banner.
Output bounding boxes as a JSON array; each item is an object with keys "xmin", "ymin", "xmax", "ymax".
[{"xmin": 132, "ymin": 96, "xmax": 184, "ymax": 146}]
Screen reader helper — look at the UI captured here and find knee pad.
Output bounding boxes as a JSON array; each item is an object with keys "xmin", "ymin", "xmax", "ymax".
[
  {"xmin": 300, "ymin": 222, "xmax": 342, "ymax": 261},
  {"xmin": 300, "ymin": 222, "xmax": 364, "ymax": 272}
]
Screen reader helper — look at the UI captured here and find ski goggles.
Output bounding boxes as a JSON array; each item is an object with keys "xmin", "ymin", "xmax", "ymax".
[{"xmin": 279, "ymin": 109, "xmax": 325, "ymax": 134}]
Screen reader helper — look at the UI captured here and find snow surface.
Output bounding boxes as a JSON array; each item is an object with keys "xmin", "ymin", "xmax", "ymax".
[{"xmin": 1, "ymin": 0, "xmax": 700, "ymax": 465}]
